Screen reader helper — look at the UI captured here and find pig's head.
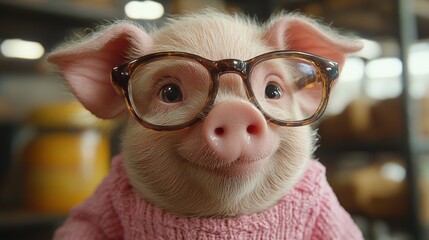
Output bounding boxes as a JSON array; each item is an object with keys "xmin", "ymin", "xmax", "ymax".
[{"xmin": 48, "ymin": 11, "xmax": 362, "ymax": 217}]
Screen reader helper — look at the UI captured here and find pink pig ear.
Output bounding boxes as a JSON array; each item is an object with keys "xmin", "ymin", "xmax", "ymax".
[
  {"xmin": 265, "ymin": 14, "xmax": 363, "ymax": 69},
  {"xmin": 48, "ymin": 22, "xmax": 153, "ymax": 119}
]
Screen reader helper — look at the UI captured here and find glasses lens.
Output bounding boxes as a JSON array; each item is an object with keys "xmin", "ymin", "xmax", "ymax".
[
  {"xmin": 250, "ymin": 55, "xmax": 325, "ymax": 123},
  {"xmin": 129, "ymin": 57, "xmax": 212, "ymax": 127}
]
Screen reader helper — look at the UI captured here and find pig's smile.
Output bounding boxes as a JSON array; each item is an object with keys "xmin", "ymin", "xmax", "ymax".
[
  {"xmin": 185, "ymin": 154, "xmax": 273, "ymax": 178},
  {"xmin": 211, "ymin": 156, "xmax": 271, "ymax": 177}
]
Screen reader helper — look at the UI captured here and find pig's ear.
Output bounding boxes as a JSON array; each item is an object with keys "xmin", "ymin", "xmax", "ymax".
[
  {"xmin": 48, "ymin": 22, "xmax": 153, "ymax": 119},
  {"xmin": 265, "ymin": 14, "xmax": 363, "ymax": 69}
]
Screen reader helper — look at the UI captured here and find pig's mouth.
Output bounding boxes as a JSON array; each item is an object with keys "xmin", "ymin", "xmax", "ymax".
[{"xmin": 186, "ymin": 155, "xmax": 272, "ymax": 178}]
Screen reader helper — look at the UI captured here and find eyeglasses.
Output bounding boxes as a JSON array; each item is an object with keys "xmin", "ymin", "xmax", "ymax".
[{"xmin": 111, "ymin": 51, "xmax": 338, "ymax": 131}]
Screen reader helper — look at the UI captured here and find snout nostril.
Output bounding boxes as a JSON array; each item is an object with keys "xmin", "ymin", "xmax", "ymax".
[
  {"xmin": 247, "ymin": 125, "xmax": 259, "ymax": 135},
  {"xmin": 215, "ymin": 127, "xmax": 225, "ymax": 136}
]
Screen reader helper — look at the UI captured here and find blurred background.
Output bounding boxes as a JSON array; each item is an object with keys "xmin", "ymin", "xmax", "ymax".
[{"xmin": 0, "ymin": 0, "xmax": 428, "ymax": 239}]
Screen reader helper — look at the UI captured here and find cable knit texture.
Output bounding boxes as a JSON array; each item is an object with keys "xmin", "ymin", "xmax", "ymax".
[{"xmin": 54, "ymin": 155, "xmax": 363, "ymax": 240}]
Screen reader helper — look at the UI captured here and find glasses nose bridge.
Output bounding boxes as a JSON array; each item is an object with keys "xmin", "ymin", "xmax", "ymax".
[
  {"xmin": 215, "ymin": 59, "xmax": 248, "ymax": 78},
  {"xmin": 211, "ymin": 58, "xmax": 254, "ymax": 106}
]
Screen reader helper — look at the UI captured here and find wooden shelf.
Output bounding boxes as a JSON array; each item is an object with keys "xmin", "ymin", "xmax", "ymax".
[
  {"xmin": 0, "ymin": 0, "xmax": 124, "ymax": 21},
  {"xmin": 0, "ymin": 210, "xmax": 66, "ymax": 230},
  {"xmin": 0, "ymin": 210, "xmax": 65, "ymax": 240},
  {"xmin": 317, "ymin": 139, "xmax": 404, "ymax": 154}
]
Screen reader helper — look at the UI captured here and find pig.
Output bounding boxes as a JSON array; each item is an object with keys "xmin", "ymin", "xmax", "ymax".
[{"xmin": 48, "ymin": 9, "xmax": 363, "ymax": 240}]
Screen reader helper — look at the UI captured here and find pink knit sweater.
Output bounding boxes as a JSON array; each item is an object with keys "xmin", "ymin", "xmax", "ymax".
[{"xmin": 54, "ymin": 155, "xmax": 362, "ymax": 240}]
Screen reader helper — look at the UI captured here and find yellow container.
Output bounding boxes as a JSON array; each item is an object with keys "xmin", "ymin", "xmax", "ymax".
[{"xmin": 22, "ymin": 102, "xmax": 111, "ymax": 213}]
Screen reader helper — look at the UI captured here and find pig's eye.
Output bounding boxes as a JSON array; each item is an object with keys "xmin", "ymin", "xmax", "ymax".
[
  {"xmin": 265, "ymin": 82, "xmax": 282, "ymax": 99},
  {"xmin": 159, "ymin": 84, "xmax": 183, "ymax": 103}
]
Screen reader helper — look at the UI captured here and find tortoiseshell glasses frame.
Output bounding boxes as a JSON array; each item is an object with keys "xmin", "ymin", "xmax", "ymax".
[{"xmin": 111, "ymin": 51, "xmax": 339, "ymax": 131}]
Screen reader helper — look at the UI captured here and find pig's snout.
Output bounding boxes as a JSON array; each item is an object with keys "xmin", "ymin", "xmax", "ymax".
[{"xmin": 203, "ymin": 100, "xmax": 276, "ymax": 164}]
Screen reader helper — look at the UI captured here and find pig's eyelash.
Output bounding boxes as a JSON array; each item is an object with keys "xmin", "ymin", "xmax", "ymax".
[
  {"xmin": 151, "ymin": 75, "xmax": 182, "ymax": 91},
  {"xmin": 149, "ymin": 75, "xmax": 186, "ymax": 101},
  {"xmin": 264, "ymin": 73, "xmax": 293, "ymax": 96}
]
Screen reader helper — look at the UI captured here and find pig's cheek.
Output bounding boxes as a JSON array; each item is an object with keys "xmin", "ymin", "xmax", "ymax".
[
  {"xmin": 176, "ymin": 123, "xmax": 211, "ymax": 165},
  {"xmin": 269, "ymin": 126, "xmax": 314, "ymax": 179},
  {"xmin": 121, "ymin": 122, "xmax": 178, "ymax": 174}
]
